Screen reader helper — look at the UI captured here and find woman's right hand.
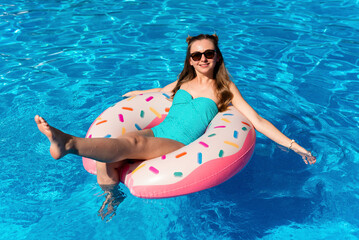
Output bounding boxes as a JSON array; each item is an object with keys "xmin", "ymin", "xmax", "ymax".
[
  {"xmin": 122, "ymin": 90, "xmax": 144, "ymax": 97},
  {"xmin": 123, "ymin": 88, "xmax": 163, "ymax": 97}
]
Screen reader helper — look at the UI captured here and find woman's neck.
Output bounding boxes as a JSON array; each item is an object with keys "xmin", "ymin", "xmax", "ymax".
[{"xmin": 193, "ymin": 74, "xmax": 214, "ymax": 84}]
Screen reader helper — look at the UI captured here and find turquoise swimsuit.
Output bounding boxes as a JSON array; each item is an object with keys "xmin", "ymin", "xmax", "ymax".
[{"xmin": 152, "ymin": 89, "xmax": 218, "ymax": 145}]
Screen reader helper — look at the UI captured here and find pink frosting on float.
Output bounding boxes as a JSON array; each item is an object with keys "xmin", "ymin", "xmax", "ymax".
[{"xmin": 128, "ymin": 128, "xmax": 255, "ymax": 198}]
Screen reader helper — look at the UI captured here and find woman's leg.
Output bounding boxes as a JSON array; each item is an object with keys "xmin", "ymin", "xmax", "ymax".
[
  {"xmin": 94, "ymin": 129, "xmax": 183, "ymax": 220},
  {"xmin": 35, "ymin": 115, "xmax": 185, "ymax": 220},
  {"xmin": 35, "ymin": 115, "xmax": 185, "ymax": 186},
  {"xmin": 95, "ymin": 129, "xmax": 184, "ymax": 185},
  {"xmin": 34, "ymin": 115, "xmax": 185, "ymax": 163}
]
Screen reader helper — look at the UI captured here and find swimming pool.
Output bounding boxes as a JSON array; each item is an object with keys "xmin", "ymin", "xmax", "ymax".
[{"xmin": 1, "ymin": 0, "xmax": 358, "ymax": 239}]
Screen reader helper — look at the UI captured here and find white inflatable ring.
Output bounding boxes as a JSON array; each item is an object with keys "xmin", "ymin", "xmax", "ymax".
[{"xmin": 82, "ymin": 92, "xmax": 256, "ymax": 198}]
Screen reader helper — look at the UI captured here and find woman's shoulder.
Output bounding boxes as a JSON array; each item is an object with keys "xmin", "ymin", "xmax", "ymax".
[
  {"xmin": 161, "ymin": 80, "xmax": 178, "ymax": 93},
  {"xmin": 228, "ymin": 80, "xmax": 240, "ymax": 93}
]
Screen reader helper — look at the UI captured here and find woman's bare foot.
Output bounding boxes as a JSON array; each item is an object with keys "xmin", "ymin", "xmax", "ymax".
[{"xmin": 35, "ymin": 115, "xmax": 73, "ymax": 159}]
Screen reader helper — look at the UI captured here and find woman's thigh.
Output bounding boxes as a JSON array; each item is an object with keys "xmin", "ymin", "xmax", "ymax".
[{"xmin": 122, "ymin": 129, "xmax": 155, "ymax": 138}]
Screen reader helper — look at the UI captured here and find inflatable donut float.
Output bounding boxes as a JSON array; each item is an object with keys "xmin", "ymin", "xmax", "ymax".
[{"xmin": 82, "ymin": 92, "xmax": 256, "ymax": 199}]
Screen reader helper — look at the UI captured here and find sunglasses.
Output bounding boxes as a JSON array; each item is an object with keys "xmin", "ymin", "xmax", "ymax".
[{"xmin": 190, "ymin": 50, "xmax": 216, "ymax": 61}]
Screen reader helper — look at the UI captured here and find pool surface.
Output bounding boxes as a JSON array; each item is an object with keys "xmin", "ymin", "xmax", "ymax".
[{"xmin": 1, "ymin": 0, "xmax": 358, "ymax": 239}]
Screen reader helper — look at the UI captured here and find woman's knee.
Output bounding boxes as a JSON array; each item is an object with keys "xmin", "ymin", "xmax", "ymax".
[
  {"xmin": 129, "ymin": 135, "xmax": 148, "ymax": 149},
  {"xmin": 96, "ymin": 161, "xmax": 122, "ymax": 174},
  {"xmin": 96, "ymin": 161, "xmax": 122, "ymax": 184},
  {"xmin": 96, "ymin": 161, "xmax": 107, "ymax": 172}
]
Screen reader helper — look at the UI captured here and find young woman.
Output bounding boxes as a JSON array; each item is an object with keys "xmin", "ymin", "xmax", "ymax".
[{"xmin": 35, "ymin": 34, "xmax": 316, "ymax": 218}]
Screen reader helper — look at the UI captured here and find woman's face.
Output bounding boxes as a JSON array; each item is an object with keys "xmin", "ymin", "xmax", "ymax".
[{"xmin": 189, "ymin": 39, "xmax": 219, "ymax": 77}]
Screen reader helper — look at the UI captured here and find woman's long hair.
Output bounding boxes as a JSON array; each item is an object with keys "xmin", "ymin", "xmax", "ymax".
[{"xmin": 172, "ymin": 34, "xmax": 233, "ymax": 112}]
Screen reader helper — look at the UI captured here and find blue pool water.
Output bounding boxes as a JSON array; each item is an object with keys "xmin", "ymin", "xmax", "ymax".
[{"xmin": 1, "ymin": 0, "xmax": 358, "ymax": 239}]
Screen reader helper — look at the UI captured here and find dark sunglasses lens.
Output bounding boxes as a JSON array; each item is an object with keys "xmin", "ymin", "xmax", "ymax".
[
  {"xmin": 204, "ymin": 50, "xmax": 215, "ymax": 59},
  {"xmin": 191, "ymin": 52, "xmax": 202, "ymax": 61}
]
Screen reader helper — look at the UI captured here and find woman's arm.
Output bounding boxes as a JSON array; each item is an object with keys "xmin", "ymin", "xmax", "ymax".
[
  {"xmin": 161, "ymin": 80, "xmax": 178, "ymax": 93},
  {"xmin": 122, "ymin": 88, "xmax": 161, "ymax": 97},
  {"xmin": 122, "ymin": 81, "xmax": 178, "ymax": 97},
  {"xmin": 229, "ymin": 82, "xmax": 316, "ymax": 165}
]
